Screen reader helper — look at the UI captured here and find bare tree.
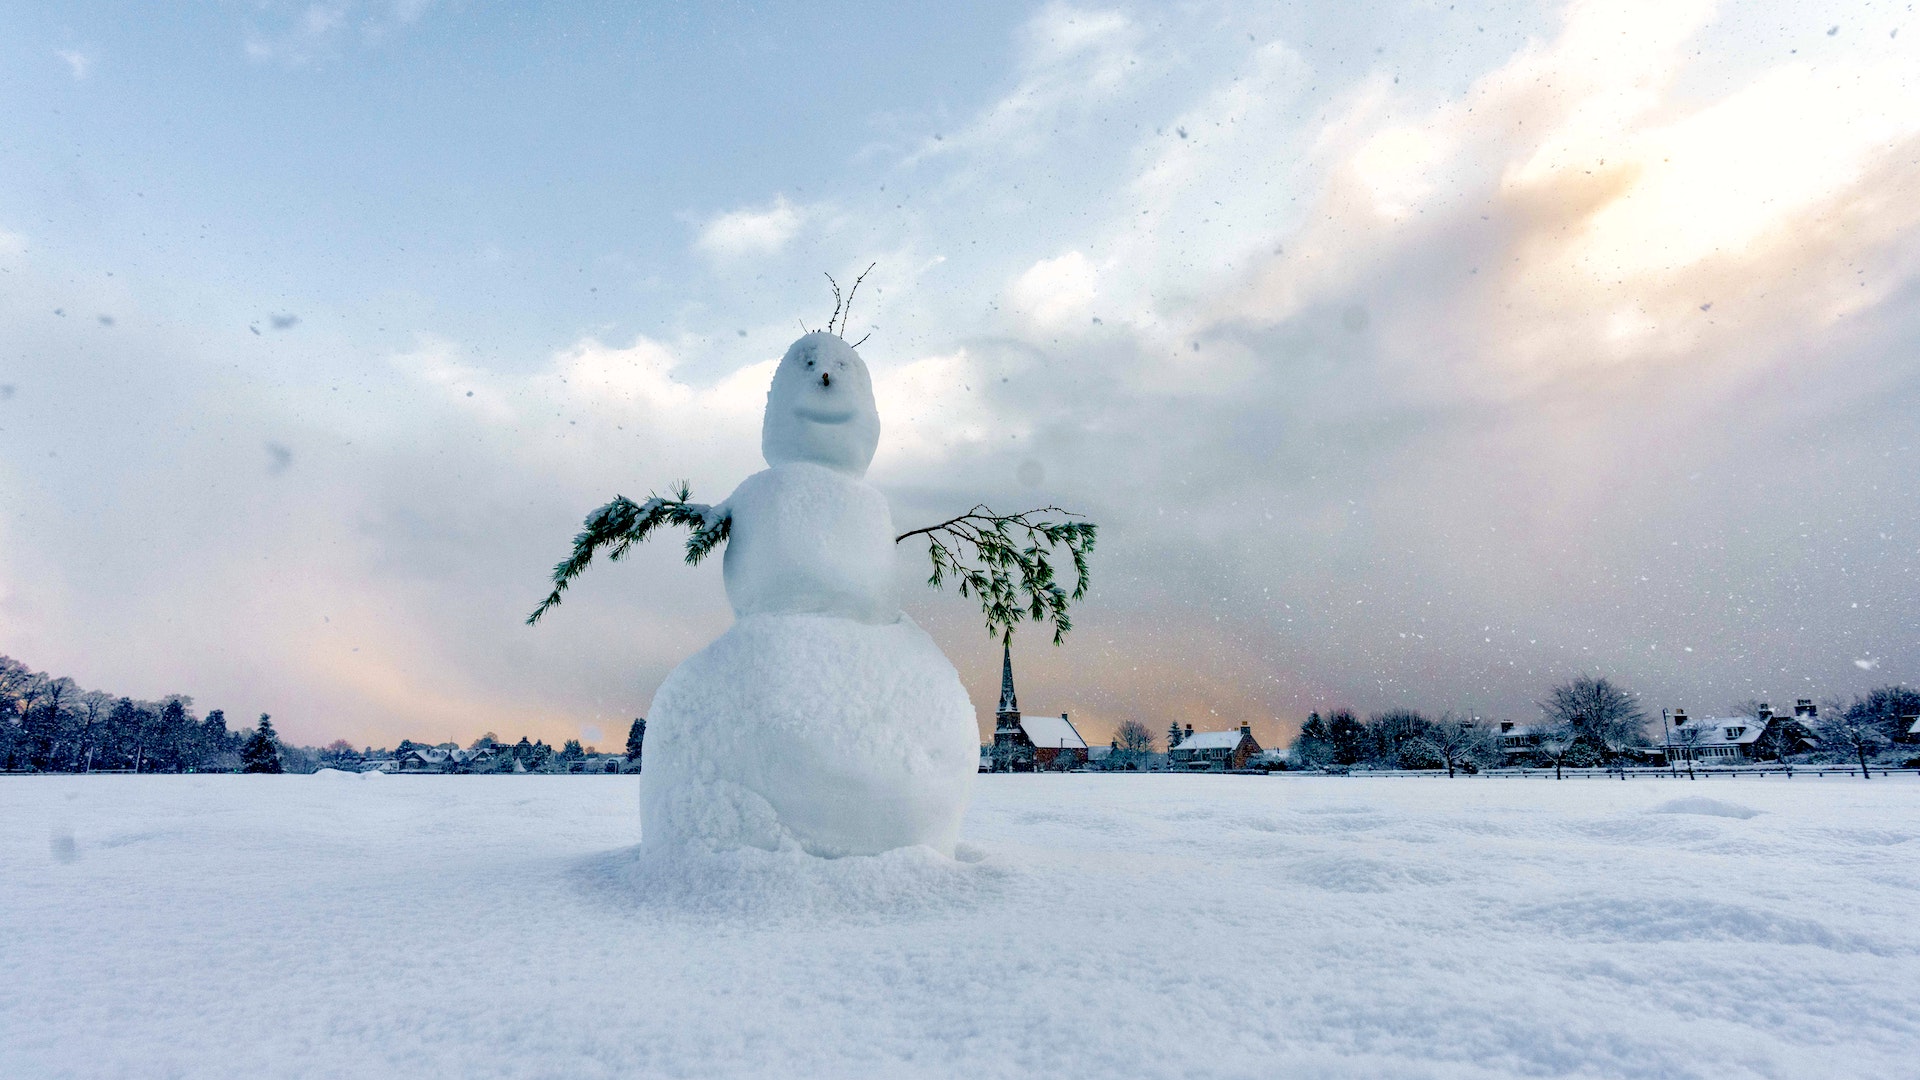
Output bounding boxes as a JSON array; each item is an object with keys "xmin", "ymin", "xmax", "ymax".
[
  {"xmin": 23, "ymin": 676, "xmax": 79, "ymax": 769},
  {"xmin": 1112, "ymin": 719, "xmax": 1156, "ymax": 769},
  {"xmin": 1817, "ymin": 697, "xmax": 1893, "ymax": 779},
  {"xmin": 1114, "ymin": 719, "xmax": 1155, "ymax": 753},
  {"xmin": 1541, "ymin": 675, "xmax": 1648, "ymax": 769},
  {"xmin": 1429, "ymin": 714, "xmax": 1497, "ymax": 778},
  {"xmin": 75, "ymin": 691, "xmax": 113, "ymax": 772},
  {"xmin": 1535, "ymin": 722, "xmax": 1577, "ymax": 780},
  {"xmin": 1666, "ymin": 720, "xmax": 1705, "ymax": 780}
]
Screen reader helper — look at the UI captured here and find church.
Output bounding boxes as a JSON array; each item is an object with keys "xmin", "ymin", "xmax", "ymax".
[{"xmin": 985, "ymin": 645, "xmax": 1088, "ymax": 771}]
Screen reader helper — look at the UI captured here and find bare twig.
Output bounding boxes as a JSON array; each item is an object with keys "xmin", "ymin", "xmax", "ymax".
[
  {"xmin": 840, "ymin": 261, "xmax": 876, "ymax": 336},
  {"xmin": 824, "ymin": 272, "xmax": 843, "ymax": 336}
]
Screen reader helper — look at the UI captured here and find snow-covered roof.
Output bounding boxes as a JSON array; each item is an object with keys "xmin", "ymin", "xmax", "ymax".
[
  {"xmin": 1174, "ymin": 730, "xmax": 1247, "ymax": 752},
  {"xmin": 1019, "ymin": 714, "xmax": 1086, "ymax": 750},
  {"xmin": 1669, "ymin": 717, "xmax": 1766, "ymax": 748},
  {"xmin": 1909, "ymin": 717, "xmax": 1920, "ymax": 735}
]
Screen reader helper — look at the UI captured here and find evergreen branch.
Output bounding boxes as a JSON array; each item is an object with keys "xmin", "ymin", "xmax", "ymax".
[
  {"xmin": 896, "ymin": 506, "xmax": 1096, "ymax": 645},
  {"xmin": 527, "ymin": 483, "xmax": 729, "ymax": 625}
]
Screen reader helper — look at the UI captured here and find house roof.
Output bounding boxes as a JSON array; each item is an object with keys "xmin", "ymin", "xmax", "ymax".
[
  {"xmin": 1669, "ymin": 716, "xmax": 1766, "ymax": 748},
  {"xmin": 1019, "ymin": 714, "xmax": 1086, "ymax": 750},
  {"xmin": 1174, "ymin": 729, "xmax": 1247, "ymax": 752}
]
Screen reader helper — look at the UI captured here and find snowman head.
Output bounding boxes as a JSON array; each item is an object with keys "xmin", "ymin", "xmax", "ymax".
[{"xmin": 761, "ymin": 332, "xmax": 881, "ymax": 475}]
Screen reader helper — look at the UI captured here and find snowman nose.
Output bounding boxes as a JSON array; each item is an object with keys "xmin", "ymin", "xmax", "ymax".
[{"xmin": 820, "ymin": 371, "xmax": 832, "ymax": 388}]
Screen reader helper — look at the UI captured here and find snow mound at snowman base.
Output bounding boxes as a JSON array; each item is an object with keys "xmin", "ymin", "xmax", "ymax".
[
  {"xmin": 641, "ymin": 611, "xmax": 978, "ymax": 858},
  {"xmin": 574, "ymin": 840, "xmax": 1006, "ymax": 919}
]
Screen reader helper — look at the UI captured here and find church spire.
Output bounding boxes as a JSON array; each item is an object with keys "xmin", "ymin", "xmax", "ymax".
[{"xmin": 997, "ymin": 642, "xmax": 1019, "ymax": 717}]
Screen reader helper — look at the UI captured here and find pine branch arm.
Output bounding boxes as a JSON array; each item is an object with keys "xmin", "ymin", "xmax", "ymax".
[
  {"xmin": 527, "ymin": 484, "xmax": 729, "ymax": 626},
  {"xmin": 895, "ymin": 505, "xmax": 1096, "ymax": 644}
]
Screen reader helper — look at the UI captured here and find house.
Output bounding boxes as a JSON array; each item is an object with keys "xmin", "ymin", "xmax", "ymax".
[
  {"xmin": 1168, "ymin": 722, "xmax": 1261, "ymax": 771},
  {"xmin": 1661, "ymin": 702, "xmax": 1816, "ymax": 763},
  {"xmin": 986, "ymin": 645, "xmax": 1088, "ymax": 770},
  {"xmin": 395, "ymin": 746, "xmax": 458, "ymax": 772},
  {"xmin": 1494, "ymin": 721, "xmax": 1539, "ymax": 761}
]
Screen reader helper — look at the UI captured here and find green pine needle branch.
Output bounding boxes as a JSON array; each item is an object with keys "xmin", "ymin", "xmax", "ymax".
[
  {"xmin": 895, "ymin": 506, "xmax": 1096, "ymax": 645},
  {"xmin": 526, "ymin": 483, "xmax": 729, "ymax": 625}
]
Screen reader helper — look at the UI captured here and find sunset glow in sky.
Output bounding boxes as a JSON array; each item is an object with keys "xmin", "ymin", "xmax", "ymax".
[{"xmin": 2, "ymin": 0, "xmax": 1916, "ymax": 749}]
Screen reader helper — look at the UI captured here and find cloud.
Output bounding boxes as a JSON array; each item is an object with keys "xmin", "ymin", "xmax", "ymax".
[
  {"xmin": 55, "ymin": 50, "xmax": 90, "ymax": 80},
  {"xmin": 1009, "ymin": 252, "xmax": 1099, "ymax": 330},
  {"xmin": 910, "ymin": 3, "xmax": 1144, "ymax": 165},
  {"xmin": 693, "ymin": 196, "xmax": 806, "ymax": 261},
  {"xmin": 243, "ymin": 0, "xmax": 437, "ymax": 66}
]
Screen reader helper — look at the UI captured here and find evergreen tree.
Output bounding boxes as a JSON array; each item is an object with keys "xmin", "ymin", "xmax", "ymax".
[
  {"xmin": 241, "ymin": 714, "xmax": 284, "ymax": 774},
  {"xmin": 199, "ymin": 709, "xmax": 231, "ymax": 768},
  {"xmin": 156, "ymin": 697, "xmax": 193, "ymax": 772},
  {"xmin": 1166, "ymin": 720, "xmax": 1184, "ymax": 750},
  {"xmin": 1327, "ymin": 709, "xmax": 1366, "ymax": 766},
  {"xmin": 625, "ymin": 719, "xmax": 646, "ymax": 764},
  {"xmin": 528, "ymin": 740, "xmax": 554, "ymax": 771},
  {"xmin": 1292, "ymin": 711, "xmax": 1334, "ymax": 767},
  {"xmin": 560, "ymin": 738, "xmax": 584, "ymax": 762}
]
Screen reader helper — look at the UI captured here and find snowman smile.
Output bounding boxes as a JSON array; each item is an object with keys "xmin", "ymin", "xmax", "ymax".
[{"xmin": 794, "ymin": 405, "xmax": 856, "ymax": 425}]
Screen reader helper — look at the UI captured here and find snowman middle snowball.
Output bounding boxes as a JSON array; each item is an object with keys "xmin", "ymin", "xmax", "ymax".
[{"xmin": 639, "ymin": 333, "xmax": 980, "ymax": 858}]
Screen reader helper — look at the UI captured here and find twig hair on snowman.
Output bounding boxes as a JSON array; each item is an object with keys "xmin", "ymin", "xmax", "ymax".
[{"xmin": 527, "ymin": 266, "xmax": 1096, "ymax": 647}]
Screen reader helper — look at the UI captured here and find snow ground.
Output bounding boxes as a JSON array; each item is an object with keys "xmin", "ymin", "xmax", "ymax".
[{"xmin": 2, "ymin": 773, "xmax": 1915, "ymax": 1080}]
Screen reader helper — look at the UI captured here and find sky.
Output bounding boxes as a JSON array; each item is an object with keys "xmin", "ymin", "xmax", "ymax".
[{"xmin": 1, "ymin": 0, "xmax": 1916, "ymax": 751}]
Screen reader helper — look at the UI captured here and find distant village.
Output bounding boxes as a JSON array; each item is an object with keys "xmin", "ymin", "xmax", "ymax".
[
  {"xmin": 979, "ymin": 648, "xmax": 1920, "ymax": 777},
  {"xmin": 5, "ymin": 651, "xmax": 1917, "ymax": 776}
]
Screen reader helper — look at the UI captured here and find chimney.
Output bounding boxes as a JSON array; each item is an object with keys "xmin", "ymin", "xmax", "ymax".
[
  {"xmin": 1184, "ymin": 723, "xmax": 1194, "ymax": 739},
  {"xmin": 1500, "ymin": 721, "xmax": 1514, "ymax": 733},
  {"xmin": 1795, "ymin": 699, "xmax": 1816, "ymax": 718},
  {"xmin": 1672, "ymin": 709, "xmax": 1688, "ymax": 725},
  {"xmin": 1756, "ymin": 703, "xmax": 1772, "ymax": 721},
  {"xmin": 1240, "ymin": 721, "xmax": 1251, "ymax": 737}
]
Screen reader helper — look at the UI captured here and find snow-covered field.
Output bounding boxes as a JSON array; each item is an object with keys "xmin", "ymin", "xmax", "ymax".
[{"xmin": 3, "ymin": 773, "xmax": 1915, "ymax": 1079}]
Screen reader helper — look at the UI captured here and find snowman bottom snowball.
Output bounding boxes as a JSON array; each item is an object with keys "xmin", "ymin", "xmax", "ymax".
[{"xmin": 640, "ymin": 611, "xmax": 979, "ymax": 858}]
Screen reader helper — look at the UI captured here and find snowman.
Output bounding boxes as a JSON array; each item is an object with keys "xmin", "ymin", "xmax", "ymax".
[
  {"xmin": 637, "ymin": 331, "xmax": 981, "ymax": 857},
  {"xmin": 530, "ymin": 307, "xmax": 1095, "ymax": 859}
]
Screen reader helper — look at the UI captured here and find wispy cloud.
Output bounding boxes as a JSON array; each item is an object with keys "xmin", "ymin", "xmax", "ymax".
[
  {"xmin": 693, "ymin": 196, "xmax": 807, "ymax": 261},
  {"xmin": 55, "ymin": 50, "xmax": 91, "ymax": 80},
  {"xmin": 243, "ymin": 0, "xmax": 437, "ymax": 66}
]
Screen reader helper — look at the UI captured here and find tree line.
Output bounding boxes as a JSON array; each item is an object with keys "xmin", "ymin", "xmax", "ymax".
[
  {"xmin": 317, "ymin": 720, "xmax": 647, "ymax": 773},
  {"xmin": 1, "ymin": 655, "xmax": 289, "ymax": 773},
  {"xmin": 1287, "ymin": 675, "xmax": 1920, "ymax": 777}
]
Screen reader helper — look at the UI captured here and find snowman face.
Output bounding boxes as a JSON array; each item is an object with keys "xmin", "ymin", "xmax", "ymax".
[{"xmin": 760, "ymin": 331, "xmax": 881, "ymax": 475}]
